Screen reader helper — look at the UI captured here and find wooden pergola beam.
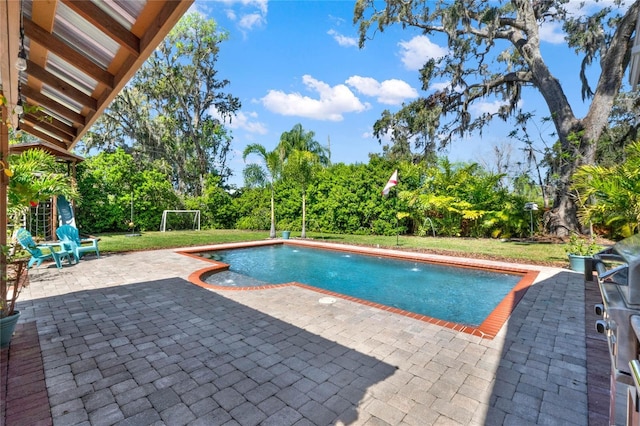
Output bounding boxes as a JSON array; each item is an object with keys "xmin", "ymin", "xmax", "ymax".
[
  {"xmin": 23, "ymin": 110, "xmax": 77, "ymax": 139},
  {"xmin": 61, "ymin": 0, "xmax": 140, "ymax": 56},
  {"xmin": 21, "ymin": 115, "xmax": 74, "ymax": 143},
  {"xmin": 26, "ymin": 60, "xmax": 98, "ymax": 111},
  {"xmin": 18, "ymin": 122, "xmax": 69, "ymax": 149},
  {"xmin": 22, "ymin": 85, "xmax": 86, "ymax": 126},
  {"xmin": 24, "ymin": 17, "xmax": 115, "ymax": 90}
]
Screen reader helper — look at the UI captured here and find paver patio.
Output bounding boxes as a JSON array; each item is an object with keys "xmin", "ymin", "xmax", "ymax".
[{"xmin": 1, "ymin": 243, "xmax": 611, "ymax": 425}]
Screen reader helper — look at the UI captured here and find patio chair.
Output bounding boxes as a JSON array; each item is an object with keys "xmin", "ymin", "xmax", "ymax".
[
  {"xmin": 56, "ymin": 224, "xmax": 100, "ymax": 260},
  {"xmin": 15, "ymin": 228, "xmax": 75, "ymax": 269}
]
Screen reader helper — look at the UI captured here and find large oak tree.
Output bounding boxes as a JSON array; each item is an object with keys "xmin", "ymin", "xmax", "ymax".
[
  {"xmin": 81, "ymin": 13, "xmax": 240, "ymax": 196},
  {"xmin": 355, "ymin": 0, "xmax": 640, "ymax": 236}
]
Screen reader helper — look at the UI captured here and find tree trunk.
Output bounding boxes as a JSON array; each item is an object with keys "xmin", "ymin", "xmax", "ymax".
[
  {"xmin": 543, "ymin": 189, "xmax": 581, "ymax": 237},
  {"xmin": 269, "ymin": 188, "xmax": 276, "ymax": 239},
  {"xmin": 301, "ymin": 191, "xmax": 307, "ymax": 239}
]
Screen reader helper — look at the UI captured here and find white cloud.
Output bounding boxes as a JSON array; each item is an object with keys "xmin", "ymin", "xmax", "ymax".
[
  {"xmin": 260, "ymin": 75, "xmax": 370, "ymax": 121},
  {"xmin": 429, "ymin": 81, "xmax": 451, "ymax": 92},
  {"xmin": 470, "ymin": 99, "xmax": 524, "ymax": 115},
  {"xmin": 429, "ymin": 80, "xmax": 468, "ymax": 94},
  {"xmin": 327, "ymin": 29, "xmax": 357, "ymax": 47},
  {"xmin": 220, "ymin": 0, "xmax": 268, "ymax": 32},
  {"xmin": 539, "ymin": 21, "xmax": 565, "ymax": 44},
  {"xmin": 538, "ymin": 2, "xmax": 630, "ymax": 42},
  {"xmin": 471, "ymin": 100, "xmax": 508, "ymax": 115},
  {"xmin": 398, "ymin": 35, "xmax": 448, "ymax": 71},
  {"xmin": 209, "ymin": 107, "xmax": 268, "ymax": 134},
  {"xmin": 328, "ymin": 14, "xmax": 347, "ymax": 26},
  {"xmin": 345, "ymin": 76, "xmax": 418, "ymax": 105},
  {"xmin": 566, "ymin": 0, "xmax": 628, "ymax": 16},
  {"xmin": 227, "ymin": 111, "xmax": 268, "ymax": 134},
  {"xmin": 218, "ymin": 0, "xmax": 267, "ymax": 13},
  {"xmin": 238, "ymin": 13, "xmax": 265, "ymax": 30}
]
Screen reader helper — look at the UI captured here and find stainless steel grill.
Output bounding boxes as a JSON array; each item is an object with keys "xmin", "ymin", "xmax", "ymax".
[
  {"xmin": 594, "ymin": 235, "xmax": 640, "ymax": 375},
  {"xmin": 593, "ymin": 233, "xmax": 640, "ymax": 424}
]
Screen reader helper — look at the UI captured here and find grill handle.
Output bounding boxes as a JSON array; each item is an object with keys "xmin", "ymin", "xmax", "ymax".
[
  {"xmin": 597, "ymin": 264, "xmax": 628, "ymax": 284},
  {"xmin": 631, "ymin": 316, "xmax": 640, "ymax": 399},
  {"xmin": 631, "ymin": 360, "xmax": 640, "ymax": 405},
  {"xmin": 593, "ymin": 253, "xmax": 628, "ymax": 284}
]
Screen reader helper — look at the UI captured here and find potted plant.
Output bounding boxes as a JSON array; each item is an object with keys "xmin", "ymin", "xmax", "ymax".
[
  {"xmin": 565, "ymin": 233, "xmax": 601, "ymax": 273},
  {"xmin": 0, "ymin": 248, "xmax": 28, "ymax": 347}
]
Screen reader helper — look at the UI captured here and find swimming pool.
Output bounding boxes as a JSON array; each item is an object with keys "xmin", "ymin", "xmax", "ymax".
[{"xmin": 191, "ymin": 243, "xmax": 527, "ymax": 329}]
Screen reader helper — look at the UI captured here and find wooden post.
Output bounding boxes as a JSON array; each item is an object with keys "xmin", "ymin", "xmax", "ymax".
[
  {"xmin": 1, "ymin": 103, "xmax": 8, "ymax": 289},
  {"xmin": 1, "ymin": 0, "xmax": 22, "ymax": 291}
]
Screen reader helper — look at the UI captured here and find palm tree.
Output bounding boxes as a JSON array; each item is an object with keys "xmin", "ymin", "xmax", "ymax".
[
  {"xmin": 572, "ymin": 141, "xmax": 640, "ymax": 238},
  {"xmin": 277, "ymin": 123, "xmax": 330, "ymax": 166},
  {"xmin": 283, "ymin": 150, "xmax": 323, "ymax": 238},
  {"xmin": 277, "ymin": 124, "xmax": 330, "ymax": 238},
  {"xmin": 242, "ymin": 144, "xmax": 282, "ymax": 238},
  {"xmin": 7, "ymin": 149, "xmax": 78, "ymax": 227}
]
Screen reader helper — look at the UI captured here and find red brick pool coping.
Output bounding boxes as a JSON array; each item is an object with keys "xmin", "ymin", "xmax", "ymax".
[{"xmin": 180, "ymin": 240, "xmax": 540, "ymax": 339}]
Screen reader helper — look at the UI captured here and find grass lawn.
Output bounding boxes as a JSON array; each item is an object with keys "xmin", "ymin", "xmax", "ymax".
[{"xmin": 94, "ymin": 229, "xmax": 574, "ymax": 267}]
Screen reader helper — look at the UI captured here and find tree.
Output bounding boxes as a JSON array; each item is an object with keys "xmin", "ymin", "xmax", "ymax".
[
  {"xmin": 398, "ymin": 159, "xmax": 521, "ymax": 237},
  {"xmin": 76, "ymin": 149, "xmax": 180, "ymax": 232},
  {"xmin": 355, "ymin": 0, "xmax": 640, "ymax": 236},
  {"xmin": 595, "ymin": 91, "xmax": 640, "ymax": 167},
  {"xmin": 277, "ymin": 124, "xmax": 330, "ymax": 238},
  {"xmin": 80, "ymin": 13, "xmax": 240, "ymax": 195},
  {"xmin": 243, "ymin": 144, "xmax": 282, "ymax": 238},
  {"xmin": 310, "ymin": 158, "xmax": 407, "ymax": 235},
  {"xmin": 185, "ymin": 175, "xmax": 237, "ymax": 229},
  {"xmin": 373, "ymin": 97, "xmax": 441, "ymax": 165},
  {"xmin": 283, "ymin": 150, "xmax": 323, "ymax": 238},
  {"xmin": 278, "ymin": 123, "xmax": 331, "ymax": 166}
]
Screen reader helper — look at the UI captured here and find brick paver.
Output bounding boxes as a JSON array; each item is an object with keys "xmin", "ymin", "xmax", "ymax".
[{"xmin": 1, "ymin": 243, "xmax": 611, "ymax": 425}]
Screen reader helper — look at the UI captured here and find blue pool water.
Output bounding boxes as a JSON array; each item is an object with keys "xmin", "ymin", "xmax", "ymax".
[{"xmin": 202, "ymin": 245, "xmax": 521, "ymax": 327}]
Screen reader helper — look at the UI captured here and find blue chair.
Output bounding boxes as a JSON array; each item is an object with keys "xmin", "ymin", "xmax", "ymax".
[
  {"xmin": 15, "ymin": 228, "xmax": 74, "ymax": 269},
  {"xmin": 56, "ymin": 225, "xmax": 100, "ymax": 260}
]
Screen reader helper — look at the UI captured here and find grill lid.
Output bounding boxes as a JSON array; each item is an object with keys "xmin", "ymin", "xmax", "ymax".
[
  {"xmin": 613, "ymin": 234, "xmax": 640, "ymax": 263},
  {"xmin": 595, "ymin": 233, "xmax": 640, "ymax": 304}
]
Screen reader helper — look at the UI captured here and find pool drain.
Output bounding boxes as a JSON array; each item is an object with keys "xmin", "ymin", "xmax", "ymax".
[{"xmin": 318, "ymin": 297, "xmax": 337, "ymax": 304}]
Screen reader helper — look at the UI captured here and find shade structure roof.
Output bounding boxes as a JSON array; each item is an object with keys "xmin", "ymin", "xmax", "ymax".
[
  {"xmin": 0, "ymin": 0, "xmax": 193, "ymax": 151},
  {"xmin": 9, "ymin": 141, "xmax": 85, "ymax": 163}
]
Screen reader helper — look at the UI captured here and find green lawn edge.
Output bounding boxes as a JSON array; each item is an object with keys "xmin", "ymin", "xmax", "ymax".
[{"xmin": 94, "ymin": 229, "xmax": 572, "ymax": 268}]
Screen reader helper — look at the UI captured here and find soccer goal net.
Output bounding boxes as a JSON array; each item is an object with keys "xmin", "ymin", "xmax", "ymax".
[{"xmin": 160, "ymin": 210, "xmax": 201, "ymax": 232}]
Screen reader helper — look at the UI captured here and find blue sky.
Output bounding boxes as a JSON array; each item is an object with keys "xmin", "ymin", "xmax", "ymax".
[{"xmin": 193, "ymin": 0, "xmax": 630, "ymax": 187}]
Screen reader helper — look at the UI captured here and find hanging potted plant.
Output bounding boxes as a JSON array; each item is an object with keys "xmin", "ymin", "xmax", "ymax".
[
  {"xmin": 565, "ymin": 233, "xmax": 601, "ymax": 273},
  {"xmin": 1, "ymin": 146, "xmax": 77, "ymax": 347}
]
